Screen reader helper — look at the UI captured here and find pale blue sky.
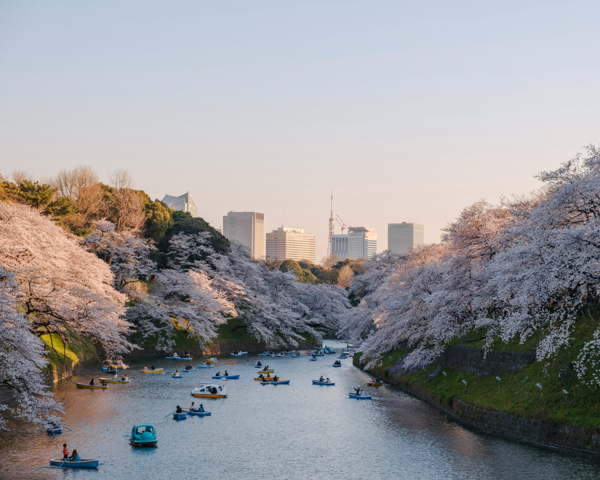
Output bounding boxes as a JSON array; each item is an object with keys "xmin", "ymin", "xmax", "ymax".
[{"xmin": 1, "ymin": 1, "xmax": 599, "ymax": 260}]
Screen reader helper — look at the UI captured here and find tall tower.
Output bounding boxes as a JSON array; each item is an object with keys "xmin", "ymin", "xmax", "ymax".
[{"xmin": 328, "ymin": 190, "xmax": 335, "ymax": 259}]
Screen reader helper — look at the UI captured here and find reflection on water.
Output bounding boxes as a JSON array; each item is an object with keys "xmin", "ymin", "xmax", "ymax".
[{"xmin": 2, "ymin": 342, "xmax": 600, "ymax": 480}]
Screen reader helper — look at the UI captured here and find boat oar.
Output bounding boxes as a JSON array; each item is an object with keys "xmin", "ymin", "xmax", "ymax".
[{"xmin": 164, "ymin": 411, "xmax": 176, "ymax": 418}]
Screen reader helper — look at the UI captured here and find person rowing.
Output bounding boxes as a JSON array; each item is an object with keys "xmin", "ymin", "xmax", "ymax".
[
  {"xmin": 257, "ymin": 361, "xmax": 262, "ymax": 367},
  {"xmin": 151, "ymin": 365, "xmax": 155, "ymax": 370},
  {"xmin": 89, "ymin": 378, "xmax": 94, "ymax": 386},
  {"xmin": 224, "ymin": 370, "xmax": 229, "ymax": 376},
  {"xmin": 354, "ymin": 387, "xmax": 362, "ymax": 396},
  {"xmin": 216, "ymin": 371, "xmax": 221, "ymax": 376},
  {"xmin": 189, "ymin": 402, "xmax": 196, "ymax": 412},
  {"xmin": 176, "ymin": 405, "xmax": 183, "ymax": 413},
  {"xmin": 198, "ymin": 404, "xmax": 204, "ymax": 412},
  {"xmin": 186, "ymin": 365, "xmax": 192, "ymax": 370},
  {"xmin": 259, "ymin": 373, "xmax": 264, "ymax": 379},
  {"xmin": 273, "ymin": 375, "xmax": 279, "ymax": 382}
]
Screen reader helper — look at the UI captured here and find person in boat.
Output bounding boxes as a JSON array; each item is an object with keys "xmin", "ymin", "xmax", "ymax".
[
  {"xmin": 89, "ymin": 379, "xmax": 94, "ymax": 386},
  {"xmin": 203, "ymin": 361, "xmax": 208, "ymax": 365},
  {"xmin": 113, "ymin": 373, "xmax": 118, "ymax": 379},
  {"xmin": 69, "ymin": 449, "xmax": 81, "ymax": 462},
  {"xmin": 224, "ymin": 370, "xmax": 229, "ymax": 376},
  {"xmin": 273, "ymin": 375, "xmax": 279, "ymax": 382},
  {"xmin": 189, "ymin": 402, "xmax": 196, "ymax": 412},
  {"xmin": 174, "ymin": 370, "xmax": 180, "ymax": 376},
  {"xmin": 123, "ymin": 374, "xmax": 129, "ymax": 382},
  {"xmin": 354, "ymin": 387, "xmax": 362, "ymax": 396},
  {"xmin": 319, "ymin": 376, "xmax": 324, "ymax": 382},
  {"xmin": 62, "ymin": 444, "xmax": 69, "ymax": 461},
  {"xmin": 143, "ymin": 366, "xmax": 148, "ymax": 371},
  {"xmin": 216, "ymin": 371, "xmax": 221, "ymax": 376},
  {"xmin": 259, "ymin": 373, "xmax": 264, "ymax": 379},
  {"xmin": 151, "ymin": 365, "xmax": 155, "ymax": 370},
  {"xmin": 186, "ymin": 365, "xmax": 192, "ymax": 370},
  {"xmin": 257, "ymin": 361, "xmax": 262, "ymax": 366},
  {"xmin": 101, "ymin": 380, "xmax": 107, "ymax": 387},
  {"xmin": 176, "ymin": 405, "xmax": 183, "ymax": 413},
  {"xmin": 199, "ymin": 404, "xmax": 204, "ymax": 412},
  {"xmin": 326, "ymin": 377, "xmax": 331, "ymax": 383},
  {"xmin": 375, "ymin": 377, "xmax": 381, "ymax": 383}
]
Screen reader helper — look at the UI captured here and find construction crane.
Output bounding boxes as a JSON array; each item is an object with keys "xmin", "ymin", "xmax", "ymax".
[
  {"xmin": 327, "ymin": 191, "xmax": 335, "ymax": 260},
  {"xmin": 336, "ymin": 214, "xmax": 349, "ymax": 234}
]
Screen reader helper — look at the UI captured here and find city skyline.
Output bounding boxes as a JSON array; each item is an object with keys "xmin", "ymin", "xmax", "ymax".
[{"xmin": 2, "ymin": 2, "xmax": 598, "ymax": 260}]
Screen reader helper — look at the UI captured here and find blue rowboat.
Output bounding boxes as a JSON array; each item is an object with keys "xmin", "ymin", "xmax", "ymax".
[
  {"xmin": 130, "ymin": 424, "xmax": 157, "ymax": 447},
  {"xmin": 312, "ymin": 380, "xmax": 335, "ymax": 386},
  {"xmin": 102, "ymin": 368, "xmax": 117, "ymax": 374},
  {"xmin": 332, "ymin": 364, "xmax": 341, "ymax": 368},
  {"xmin": 47, "ymin": 427, "xmax": 62, "ymax": 435},
  {"xmin": 197, "ymin": 365, "xmax": 214, "ymax": 369},
  {"xmin": 254, "ymin": 365, "xmax": 264, "ymax": 368},
  {"xmin": 312, "ymin": 354, "xmax": 325, "ymax": 357},
  {"xmin": 172, "ymin": 374, "xmax": 182, "ymax": 378},
  {"xmin": 212, "ymin": 375, "xmax": 239, "ymax": 379},
  {"xmin": 310, "ymin": 358, "xmax": 317, "ymax": 361},
  {"xmin": 188, "ymin": 410, "xmax": 211, "ymax": 416},
  {"xmin": 173, "ymin": 412, "xmax": 187, "ymax": 420},
  {"xmin": 230, "ymin": 352, "xmax": 247, "ymax": 356},
  {"xmin": 291, "ymin": 354, "xmax": 300, "ymax": 358},
  {"xmin": 260, "ymin": 380, "xmax": 290, "ymax": 385},
  {"xmin": 182, "ymin": 370, "xmax": 193, "ymax": 373},
  {"xmin": 166, "ymin": 356, "xmax": 193, "ymax": 360},
  {"xmin": 49, "ymin": 459, "xmax": 99, "ymax": 469},
  {"xmin": 349, "ymin": 393, "xmax": 371, "ymax": 400}
]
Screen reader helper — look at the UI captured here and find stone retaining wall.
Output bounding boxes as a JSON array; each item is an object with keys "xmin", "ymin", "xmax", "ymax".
[
  {"xmin": 440, "ymin": 345, "xmax": 536, "ymax": 376},
  {"xmin": 354, "ymin": 354, "xmax": 600, "ymax": 456}
]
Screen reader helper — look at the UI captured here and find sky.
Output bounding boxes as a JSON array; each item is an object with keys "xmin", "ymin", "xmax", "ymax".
[{"xmin": 1, "ymin": 1, "xmax": 599, "ymax": 261}]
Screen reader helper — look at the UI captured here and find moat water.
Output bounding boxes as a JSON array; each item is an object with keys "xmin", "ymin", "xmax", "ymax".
[{"xmin": 2, "ymin": 342, "xmax": 600, "ymax": 479}]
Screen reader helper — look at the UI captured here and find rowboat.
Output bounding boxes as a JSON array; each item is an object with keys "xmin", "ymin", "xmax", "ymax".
[
  {"xmin": 312, "ymin": 354, "xmax": 325, "ymax": 357},
  {"xmin": 212, "ymin": 375, "xmax": 239, "ymax": 379},
  {"xmin": 173, "ymin": 412, "xmax": 187, "ymax": 420},
  {"xmin": 102, "ymin": 368, "xmax": 118, "ymax": 374},
  {"xmin": 47, "ymin": 427, "xmax": 62, "ymax": 435},
  {"xmin": 258, "ymin": 369, "xmax": 274, "ymax": 374},
  {"xmin": 166, "ymin": 355, "xmax": 193, "ymax": 360},
  {"xmin": 254, "ymin": 365, "xmax": 264, "ymax": 368},
  {"xmin": 332, "ymin": 364, "xmax": 341, "ymax": 368},
  {"xmin": 338, "ymin": 354, "xmax": 348, "ymax": 359},
  {"xmin": 75, "ymin": 383, "xmax": 108, "ymax": 389},
  {"xmin": 99, "ymin": 378, "xmax": 130, "ymax": 384},
  {"xmin": 207, "ymin": 358, "xmax": 218, "ymax": 363},
  {"xmin": 324, "ymin": 347, "xmax": 336, "ymax": 354},
  {"xmin": 172, "ymin": 374, "xmax": 182, "ymax": 378},
  {"xmin": 260, "ymin": 380, "xmax": 290, "ymax": 385},
  {"xmin": 310, "ymin": 358, "xmax": 317, "ymax": 361},
  {"xmin": 349, "ymin": 393, "xmax": 372, "ymax": 400},
  {"xmin": 274, "ymin": 353, "xmax": 285, "ymax": 358},
  {"xmin": 188, "ymin": 410, "xmax": 211, "ymax": 416},
  {"xmin": 312, "ymin": 380, "xmax": 335, "ymax": 386},
  {"xmin": 130, "ymin": 424, "xmax": 157, "ymax": 447},
  {"xmin": 366, "ymin": 382, "xmax": 383, "ymax": 387},
  {"xmin": 254, "ymin": 377, "xmax": 275, "ymax": 381},
  {"xmin": 140, "ymin": 368, "xmax": 163, "ymax": 373},
  {"xmin": 49, "ymin": 459, "xmax": 99, "ymax": 469},
  {"xmin": 197, "ymin": 365, "xmax": 214, "ymax": 369},
  {"xmin": 230, "ymin": 352, "xmax": 248, "ymax": 356},
  {"xmin": 182, "ymin": 370, "xmax": 193, "ymax": 374},
  {"xmin": 290, "ymin": 354, "xmax": 301, "ymax": 358},
  {"xmin": 258, "ymin": 352, "xmax": 273, "ymax": 356},
  {"xmin": 191, "ymin": 384, "xmax": 228, "ymax": 398}
]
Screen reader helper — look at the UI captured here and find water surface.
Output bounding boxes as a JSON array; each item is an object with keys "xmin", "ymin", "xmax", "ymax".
[{"xmin": 2, "ymin": 342, "xmax": 600, "ymax": 479}]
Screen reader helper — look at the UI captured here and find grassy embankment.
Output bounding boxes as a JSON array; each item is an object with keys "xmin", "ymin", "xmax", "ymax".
[
  {"xmin": 128, "ymin": 316, "xmax": 319, "ymax": 351},
  {"xmin": 360, "ymin": 311, "xmax": 600, "ymax": 429},
  {"xmin": 40, "ymin": 333, "xmax": 99, "ymax": 379}
]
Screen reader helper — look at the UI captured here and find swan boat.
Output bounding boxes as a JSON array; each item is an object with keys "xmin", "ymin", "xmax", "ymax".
[
  {"xmin": 130, "ymin": 424, "xmax": 157, "ymax": 447},
  {"xmin": 191, "ymin": 383, "xmax": 228, "ymax": 398}
]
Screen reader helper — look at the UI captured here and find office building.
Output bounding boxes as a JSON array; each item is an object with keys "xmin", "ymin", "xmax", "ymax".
[
  {"xmin": 332, "ymin": 227, "xmax": 377, "ymax": 260},
  {"xmin": 266, "ymin": 227, "xmax": 316, "ymax": 263},
  {"xmin": 161, "ymin": 192, "xmax": 198, "ymax": 217},
  {"xmin": 222, "ymin": 211, "xmax": 265, "ymax": 260},
  {"xmin": 388, "ymin": 223, "xmax": 424, "ymax": 254}
]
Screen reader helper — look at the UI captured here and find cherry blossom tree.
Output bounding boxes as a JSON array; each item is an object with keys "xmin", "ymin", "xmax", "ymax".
[{"xmin": 0, "ymin": 266, "xmax": 62, "ymax": 431}]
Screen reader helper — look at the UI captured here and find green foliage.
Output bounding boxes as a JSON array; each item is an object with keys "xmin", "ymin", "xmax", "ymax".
[
  {"xmin": 144, "ymin": 199, "xmax": 173, "ymax": 241},
  {"xmin": 280, "ymin": 259, "xmax": 318, "ymax": 284}
]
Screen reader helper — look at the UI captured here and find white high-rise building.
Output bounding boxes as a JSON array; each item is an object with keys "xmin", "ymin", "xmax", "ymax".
[
  {"xmin": 222, "ymin": 211, "xmax": 265, "ymax": 260},
  {"xmin": 332, "ymin": 227, "xmax": 377, "ymax": 260},
  {"xmin": 161, "ymin": 192, "xmax": 198, "ymax": 217},
  {"xmin": 266, "ymin": 227, "xmax": 315, "ymax": 263},
  {"xmin": 388, "ymin": 223, "xmax": 424, "ymax": 255}
]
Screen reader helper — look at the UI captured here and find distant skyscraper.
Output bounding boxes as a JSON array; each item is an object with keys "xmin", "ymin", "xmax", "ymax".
[
  {"xmin": 161, "ymin": 192, "xmax": 198, "ymax": 217},
  {"xmin": 266, "ymin": 227, "xmax": 315, "ymax": 263},
  {"xmin": 222, "ymin": 211, "xmax": 265, "ymax": 260},
  {"xmin": 388, "ymin": 223, "xmax": 424, "ymax": 254},
  {"xmin": 332, "ymin": 227, "xmax": 377, "ymax": 260}
]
